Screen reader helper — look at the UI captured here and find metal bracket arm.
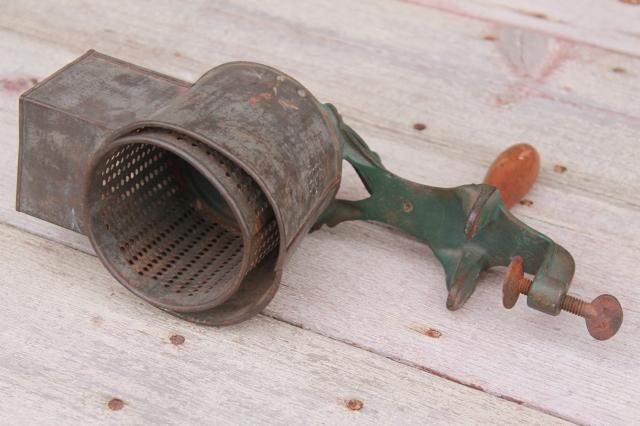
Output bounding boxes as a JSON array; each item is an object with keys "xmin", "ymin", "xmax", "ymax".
[{"xmin": 316, "ymin": 104, "xmax": 574, "ymax": 315}]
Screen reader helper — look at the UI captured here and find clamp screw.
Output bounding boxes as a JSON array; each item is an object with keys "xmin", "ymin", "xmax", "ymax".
[{"xmin": 503, "ymin": 256, "xmax": 623, "ymax": 340}]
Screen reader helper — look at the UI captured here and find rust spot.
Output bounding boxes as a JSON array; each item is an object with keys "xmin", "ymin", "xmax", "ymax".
[
  {"xmin": 612, "ymin": 67, "xmax": 627, "ymax": 74},
  {"xmin": 402, "ymin": 200, "xmax": 413, "ymax": 213},
  {"xmin": 620, "ymin": 0, "xmax": 640, "ymax": 4},
  {"xmin": 248, "ymin": 92, "xmax": 273, "ymax": 106},
  {"xmin": 411, "ymin": 325, "xmax": 443, "ymax": 338},
  {"xmin": 169, "ymin": 334, "xmax": 185, "ymax": 345},
  {"xmin": 413, "ymin": 122, "xmax": 426, "ymax": 131},
  {"xmin": 483, "ymin": 35, "xmax": 497, "ymax": 42},
  {"xmin": 423, "ymin": 328, "xmax": 442, "ymax": 338},
  {"xmin": 345, "ymin": 399, "xmax": 363, "ymax": 411},
  {"xmin": 0, "ymin": 77, "xmax": 38, "ymax": 93},
  {"xmin": 107, "ymin": 398, "xmax": 124, "ymax": 411},
  {"xmin": 519, "ymin": 199, "xmax": 533, "ymax": 207},
  {"xmin": 553, "ymin": 164, "xmax": 567, "ymax": 173}
]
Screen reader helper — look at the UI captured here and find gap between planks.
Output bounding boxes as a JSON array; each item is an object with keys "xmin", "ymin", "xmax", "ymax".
[
  {"xmin": 403, "ymin": 0, "xmax": 640, "ymax": 58},
  {"xmin": 0, "ymin": 207, "xmax": 572, "ymax": 424},
  {"xmin": 1, "ymin": 222, "xmax": 569, "ymax": 425},
  {"xmin": 260, "ymin": 309, "xmax": 574, "ymax": 423}
]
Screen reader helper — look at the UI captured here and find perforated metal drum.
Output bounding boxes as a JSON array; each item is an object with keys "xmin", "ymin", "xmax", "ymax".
[
  {"xmin": 75, "ymin": 58, "xmax": 340, "ymax": 325},
  {"xmin": 85, "ymin": 129, "xmax": 279, "ymax": 313}
]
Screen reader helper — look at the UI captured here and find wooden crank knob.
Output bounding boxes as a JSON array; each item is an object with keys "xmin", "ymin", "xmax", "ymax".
[{"xmin": 484, "ymin": 143, "xmax": 540, "ymax": 209}]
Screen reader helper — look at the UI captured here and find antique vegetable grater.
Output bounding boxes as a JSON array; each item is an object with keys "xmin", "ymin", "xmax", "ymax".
[{"xmin": 17, "ymin": 51, "xmax": 622, "ymax": 339}]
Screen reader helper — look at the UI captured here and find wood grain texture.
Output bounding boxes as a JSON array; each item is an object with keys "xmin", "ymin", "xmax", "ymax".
[
  {"xmin": 412, "ymin": 0, "xmax": 640, "ymax": 56},
  {"xmin": 0, "ymin": 224, "xmax": 563, "ymax": 425},
  {"xmin": 0, "ymin": 0, "xmax": 639, "ymax": 424},
  {"xmin": 0, "ymin": 208, "xmax": 93, "ymax": 254}
]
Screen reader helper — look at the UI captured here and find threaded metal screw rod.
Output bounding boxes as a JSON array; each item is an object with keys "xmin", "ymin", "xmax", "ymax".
[{"xmin": 502, "ymin": 256, "xmax": 623, "ymax": 340}]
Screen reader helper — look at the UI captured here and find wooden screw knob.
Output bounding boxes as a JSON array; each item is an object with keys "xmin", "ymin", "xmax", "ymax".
[{"xmin": 484, "ymin": 144, "xmax": 540, "ymax": 209}]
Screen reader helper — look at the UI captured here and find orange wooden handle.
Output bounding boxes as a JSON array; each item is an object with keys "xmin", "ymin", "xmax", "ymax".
[{"xmin": 483, "ymin": 144, "xmax": 540, "ymax": 209}]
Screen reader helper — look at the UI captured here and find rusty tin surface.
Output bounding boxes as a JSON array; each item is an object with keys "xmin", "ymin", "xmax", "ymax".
[
  {"xmin": 18, "ymin": 51, "xmax": 191, "ymax": 233},
  {"xmin": 16, "ymin": 51, "xmax": 622, "ymax": 338},
  {"xmin": 18, "ymin": 51, "xmax": 341, "ymax": 325}
]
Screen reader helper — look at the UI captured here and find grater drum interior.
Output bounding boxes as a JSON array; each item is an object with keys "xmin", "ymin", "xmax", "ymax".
[{"xmin": 85, "ymin": 128, "xmax": 279, "ymax": 315}]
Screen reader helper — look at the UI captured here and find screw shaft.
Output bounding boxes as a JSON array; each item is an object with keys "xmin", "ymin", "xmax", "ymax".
[
  {"xmin": 518, "ymin": 278, "xmax": 532, "ymax": 295},
  {"xmin": 514, "ymin": 278, "xmax": 589, "ymax": 317},
  {"xmin": 561, "ymin": 295, "xmax": 588, "ymax": 317},
  {"xmin": 503, "ymin": 257, "xmax": 623, "ymax": 340}
]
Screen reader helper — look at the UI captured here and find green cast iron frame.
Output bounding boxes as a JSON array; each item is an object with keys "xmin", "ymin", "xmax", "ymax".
[{"xmin": 316, "ymin": 104, "xmax": 574, "ymax": 316}]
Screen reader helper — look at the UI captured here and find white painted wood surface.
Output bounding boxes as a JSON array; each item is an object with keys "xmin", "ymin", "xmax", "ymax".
[
  {"xmin": 0, "ymin": 0, "xmax": 639, "ymax": 424},
  {"xmin": 414, "ymin": 0, "xmax": 640, "ymax": 56},
  {"xmin": 0, "ymin": 224, "xmax": 564, "ymax": 425}
]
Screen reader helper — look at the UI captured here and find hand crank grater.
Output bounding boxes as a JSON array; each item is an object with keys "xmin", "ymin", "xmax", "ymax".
[{"xmin": 17, "ymin": 51, "xmax": 623, "ymax": 339}]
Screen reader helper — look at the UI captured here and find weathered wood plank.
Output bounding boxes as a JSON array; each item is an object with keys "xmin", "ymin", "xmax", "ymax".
[
  {"xmin": 270, "ymin": 216, "xmax": 640, "ymax": 424},
  {"xmin": 0, "ymin": 0, "xmax": 638, "ymax": 424},
  {"xmin": 0, "ymin": 224, "xmax": 564, "ymax": 425},
  {"xmin": 0, "ymin": 208, "xmax": 93, "ymax": 254},
  {"xmin": 412, "ymin": 0, "xmax": 640, "ymax": 56},
  {"xmin": 2, "ymin": 0, "xmax": 640, "ymax": 207}
]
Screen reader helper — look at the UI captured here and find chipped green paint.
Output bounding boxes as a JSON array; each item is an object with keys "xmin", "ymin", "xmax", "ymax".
[{"xmin": 316, "ymin": 104, "xmax": 575, "ymax": 315}]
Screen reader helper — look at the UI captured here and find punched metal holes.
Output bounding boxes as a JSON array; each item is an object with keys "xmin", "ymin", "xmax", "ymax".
[{"xmin": 86, "ymin": 129, "xmax": 279, "ymax": 312}]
